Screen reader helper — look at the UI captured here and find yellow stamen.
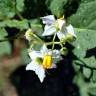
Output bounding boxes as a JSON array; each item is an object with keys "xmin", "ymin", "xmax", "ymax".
[{"xmin": 42, "ymin": 55, "xmax": 53, "ymax": 69}]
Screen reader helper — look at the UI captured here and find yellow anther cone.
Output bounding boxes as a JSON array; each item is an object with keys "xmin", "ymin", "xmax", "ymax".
[{"xmin": 42, "ymin": 55, "xmax": 53, "ymax": 69}]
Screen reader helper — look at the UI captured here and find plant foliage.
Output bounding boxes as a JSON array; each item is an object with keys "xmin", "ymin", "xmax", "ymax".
[{"xmin": 0, "ymin": 0, "xmax": 96, "ymax": 95}]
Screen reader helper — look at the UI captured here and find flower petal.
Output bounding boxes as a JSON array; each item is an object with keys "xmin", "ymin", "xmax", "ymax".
[
  {"xmin": 26, "ymin": 61, "xmax": 45, "ymax": 83},
  {"xmin": 57, "ymin": 19, "xmax": 65, "ymax": 30},
  {"xmin": 40, "ymin": 44, "xmax": 48, "ymax": 55},
  {"xmin": 52, "ymin": 50, "xmax": 62, "ymax": 64},
  {"xmin": 42, "ymin": 25, "xmax": 56, "ymax": 36},
  {"xmin": 29, "ymin": 51, "xmax": 43, "ymax": 60},
  {"xmin": 41, "ymin": 15, "xmax": 55, "ymax": 25},
  {"xmin": 57, "ymin": 31, "xmax": 65, "ymax": 40},
  {"xmin": 35, "ymin": 65, "xmax": 45, "ymax": 83},
  {"xmin": 26, "ymin": 61, "xmax": 38, "ymax": 71},
  {"xmin": 66, "ymin": 24, "xmax": 76, "ymax": 37},
  {"xmin": 53, "ymin": 50, "xmax": 62, "ymax": 59},
  {"xmin": 52, "ymin": 50, "xmax": 61, "ymax": 58}
]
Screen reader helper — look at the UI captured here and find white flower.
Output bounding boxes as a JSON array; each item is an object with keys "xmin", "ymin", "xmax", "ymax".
[
  {"xmin": 26, "ymin": 44, "xmax": 61, "ymax": 83},
  {"xmin": 41, "ymin": 15, "xmax": 76, "ymax": 41}
]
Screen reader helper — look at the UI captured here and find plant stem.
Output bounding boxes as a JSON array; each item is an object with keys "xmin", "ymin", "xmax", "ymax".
[
  {"xmin": 75, "ymin": 63, "xmax": 96, "ymax": 70},
  {"xmin": 52, "ymin": 33, "xmax": 57, "ymax": 50},
  {"xmin": 32, "ymin": 33, "xmax": 44, "ymax": 43},
  {"xmin": 60, "ymin": 43, "xmax": 63, "ymax": 48},
  {"xmin": 46, "ymin": 42, "xmax": 60, "ymax": 45},
  {"xmin": 16, "ymin": 11, "xmax": 24, "ymax": 20}
]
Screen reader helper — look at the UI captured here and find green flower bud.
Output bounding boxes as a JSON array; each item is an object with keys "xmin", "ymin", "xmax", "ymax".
[
  {"xmin": 60, "ymin": 47, "xmax": 68, "ymax": 56},
  {"xmin": 66, "ymin": 34, "xmax": 76, "ymax": 42},
  {"xmin": 25, "ymin": 29, "xmax": 34, "ymax": 41}
]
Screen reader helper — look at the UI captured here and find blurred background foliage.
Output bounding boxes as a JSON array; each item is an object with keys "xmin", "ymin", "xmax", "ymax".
[{"xmin": 0, "ymin": 0, "xmax": 96, "ymax": 96}]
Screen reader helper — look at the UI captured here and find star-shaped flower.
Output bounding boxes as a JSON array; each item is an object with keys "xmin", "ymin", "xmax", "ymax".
[
  {"xmin": 41, "ymin": 15, "xmax": 76, "ymax": 41},
  {"xmin": 26, "ymin": 44, "xmax": 61, "ymax": 82}
]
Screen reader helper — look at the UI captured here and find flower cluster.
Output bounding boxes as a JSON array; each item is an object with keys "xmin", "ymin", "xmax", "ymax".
[{"xmin": 25, "ymin": 15, "xmax": 76, "ymax": 83}]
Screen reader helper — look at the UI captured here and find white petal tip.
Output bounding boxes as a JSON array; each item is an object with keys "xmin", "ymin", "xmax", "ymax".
[
  {"xmin": 38, "ymin": 75, "xmax": 45, "ymax": 83},
  {"xmin": 26, "ymin": 66, "xmax": 30, "ymax": 71},
  {"xmin": 40, "ymin": 79, "xmax": 44, "ymax": 83},
  {"xmin": 26, "ymin": 64, "xmax": 32, "ymax": 71},
  {"xmin": 42, "ymin": 33, "xmax": 46, "ymax": 36}
]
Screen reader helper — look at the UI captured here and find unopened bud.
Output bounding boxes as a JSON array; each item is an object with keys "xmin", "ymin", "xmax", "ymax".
[
  {"xmin": 60, "ymin": 47, "xmax": 68, "ymax": 56},
  {"xmin": 25, "ymin": 29, "xmax": 33, "ymax": 41}
]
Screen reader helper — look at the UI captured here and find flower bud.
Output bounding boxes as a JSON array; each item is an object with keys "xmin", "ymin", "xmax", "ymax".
[
  {"xmin": 25, "ymin": 29, "xmax": 33, "ymax": 41},
  {"xmin": 66, "ymin": 34, "xmax": 76, "ymax": 42},
  {"xmin": 60, "ymin": 47, "xmax": 68, "ymax": 56}
]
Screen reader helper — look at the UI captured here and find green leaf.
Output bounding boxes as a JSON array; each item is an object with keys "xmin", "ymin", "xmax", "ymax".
[
  {"xmin": 16, "ymin": 0, "xmax": 24, "ymax": 12},
  {"xmin": 68, "ymin": 0, "xmax": 96, "ymax": 95},
  {"xmin": 83, "ymin": 67, "xmax": 91, "ymax": 78},
  {"xmin": 68, "ymin": 0, "xmax": 96, "ymax": 29},
  {"xmin": 0, "ymin": 28, "xmax": 11, "ymax": 56},
  {"xmin": 47, "ymin": 0, "xmax": 67, "ymax": 17},
  {"xmin": 0, "ymin": 19, "xmax": 42, "ymax": 31},
  {"xmin": 67, "ymin": 0, "xmax": 96, "ymax": 74},
  {"xmin": 74, "ymin": 73, "xmax": 89, "ymax": 96},
  {"xmin": 74, "ymin": 73, "xmax": 96, "ymax": 96},
  {"xmin": 72, "ymin": 29, "xmax": 96, "ymax": 95},
  {"xmin": 20, "ymin": 48, "xmax": 31, "ymax": 64},
  {"xmin": 88, "ymin": 86, "xmax": 96, "ymax": 95},
  {"xmin": 0, "ymin": 0, "xmax": 25, "ymax": 20},
  {"xmin": 0, "ymin": 0, "xmax": 15, "ymax": 20},
  {"xmin": 91, "ymin": 70, "xmax": 96, "ymax": 82},
  {"xmin": 0, "ymin": 28, "xmax": 8, "ymax": 40},
  {"xmin": 0, "ymin": 19, "xmax": 29, "ymax": 30},
  {"xmin": 72, "ymin": 28, "xmax": 96, "ymax": 68},
  {"xmin": 0, "ymin": 42, "xmax": 11, "ymax": 56},
  {"xmin": 29, "ymin": 19, "xmax": 43, "ymax": 36}
]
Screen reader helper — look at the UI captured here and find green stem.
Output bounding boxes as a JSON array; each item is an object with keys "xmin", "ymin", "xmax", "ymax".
[
  {"xmin": 52, "ymin": 33, "xmax": 57, "ymax": 50},
  {"xmin": 46, "ymin": 42, "xmax": 60, "ymax": 45},
  {"xmin": 16, "ymin": 11, "xmax": 24, "ymax": 20},
  {"xmin": 32, "ymin": 33, "xmax": 44, "ymax": 43},
  {"xmin": 60, "ymin": 43, "xmax": 63, "ymax": 48}
]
